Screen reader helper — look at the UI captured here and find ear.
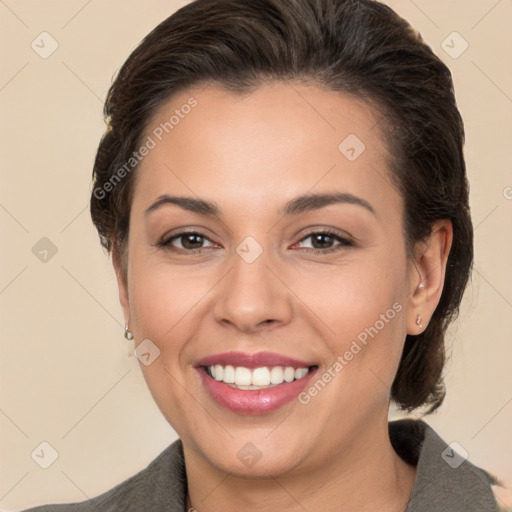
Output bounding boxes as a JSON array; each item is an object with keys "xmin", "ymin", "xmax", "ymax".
[
  {"xmin": 406, "ymin": 219, "xmax": 453, "ymax": 335},
  {"xmin": 112, "ymin": 245, "xmax": 130, "ymax": 326}
]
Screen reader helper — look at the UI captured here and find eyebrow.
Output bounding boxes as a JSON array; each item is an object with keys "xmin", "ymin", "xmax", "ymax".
[
  {"xmin": 145, "ymin": 192, "xmax": 376, "ymax": 218},
  {"xmin": 146, "ymin": 195, "xmax": 220, "ymax": 216},
  {"xmin": 281, "ymin": 192, "xmax": 376, "ymax": 217}
]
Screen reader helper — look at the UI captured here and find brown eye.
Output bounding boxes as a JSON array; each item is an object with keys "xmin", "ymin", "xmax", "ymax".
[
  {"xmin": 296, "ymin": 231, "xmax": 352, "ymax": 252},
  {"xmin": 158, "ymin": 232, "xmax": 216, "ymax": 251},
  {"xmin": 178, "ymin": 233, "xmax": 206, "ymax": 249}
]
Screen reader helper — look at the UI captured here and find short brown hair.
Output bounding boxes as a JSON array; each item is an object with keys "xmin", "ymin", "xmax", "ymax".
[{"xmin": 90, "ymin": 0, "xmax": 473, "ymax": 412}]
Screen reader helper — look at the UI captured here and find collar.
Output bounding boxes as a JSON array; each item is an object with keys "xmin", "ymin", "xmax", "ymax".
[
  {"xmin": 390, "ymin": 419, "xmax": 499, "ymax": 511},
  {"xmin": 162, "ymin": 419, "xmax": 499, "ymax": 511}
]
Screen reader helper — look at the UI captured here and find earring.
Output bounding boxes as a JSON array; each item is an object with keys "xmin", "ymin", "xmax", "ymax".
[
  {"xmin": 416, "ymin": 315, "xmax": 423, "ymax": 329},
  {"xmin": 418, "ymin": 282, "xmax": 424, "ymax": 290},
  {"xmin": 124, "ymin": 324, "xmax": 134, "ymax": 341}
]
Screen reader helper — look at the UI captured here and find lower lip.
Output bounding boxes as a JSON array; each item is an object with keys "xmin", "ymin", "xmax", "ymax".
[{"xmin": 197, "ymin": 367, "xmax": 318, "ymax": 414}]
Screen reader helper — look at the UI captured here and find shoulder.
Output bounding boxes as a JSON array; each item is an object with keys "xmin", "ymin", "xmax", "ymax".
[
  {"xmin": 390, "ymin": 419, "xmax": 502, "ymax": 512},
  {"xmin": 21, "ymin": 439, "xmax": 187, "ymax": 512}
]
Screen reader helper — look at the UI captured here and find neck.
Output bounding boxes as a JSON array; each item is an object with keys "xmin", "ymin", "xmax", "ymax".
[{"xmin": 184, "ymin": 418, "xmax": 416, "ymax": 512}]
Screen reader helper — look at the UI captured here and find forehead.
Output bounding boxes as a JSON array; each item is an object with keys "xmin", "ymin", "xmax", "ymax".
[{"xmin": 133, "ymin": 81, "xmax": 400, "ymax": 220}]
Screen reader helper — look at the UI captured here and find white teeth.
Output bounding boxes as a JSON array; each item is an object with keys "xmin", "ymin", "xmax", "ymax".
[
  {"xmin": 223, "ymin": 365, "xmax": 235, "ymax": 383},
  {"xmin": 214, "ymin": 364, "xmax": 223, "ymax": 381},
  {"xmin": 295, "ymin": 368, "xmax": 309, "ymax": 379},
  {"xmin": 207, "ymin": 364, "xmax": 311, "ymax": 388},
  {"xmin": 270, "ymin": 366, "xmax": 284, "ymax": 384},
  {"xmin": 251, "ymin": 367, "xmax": 270, "ymax": 386},
  {"xmin": 234, "ymin": 367, "xmax": 252, "ymax": 386},
  {"xmin": 283, "ymin": 367, "xmax": 295, "ymax": 382}
]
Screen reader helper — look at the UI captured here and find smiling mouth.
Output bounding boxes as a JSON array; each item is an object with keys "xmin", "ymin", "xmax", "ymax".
[{"xmin": 202, "ymin": 364, "xmax": 318, "ymax": 390}]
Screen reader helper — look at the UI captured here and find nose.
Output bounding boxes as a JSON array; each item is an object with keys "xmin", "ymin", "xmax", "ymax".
[{"xmin": 212, "ymin": 243, "xmax": 294, "ymax": 333}]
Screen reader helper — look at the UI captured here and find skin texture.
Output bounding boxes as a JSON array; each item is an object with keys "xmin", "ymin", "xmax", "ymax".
[{"xmin": 113, "ymin": 82, "xmax": 453, "ymax": 512}]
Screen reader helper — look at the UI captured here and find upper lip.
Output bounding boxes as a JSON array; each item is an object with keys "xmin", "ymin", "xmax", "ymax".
[{"xmin": 195, "ymin": 351, "xmax": 317, "ymax": 369}]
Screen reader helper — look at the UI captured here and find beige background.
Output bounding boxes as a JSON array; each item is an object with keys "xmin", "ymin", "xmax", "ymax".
[{"xmin": 1, "ymin": 0, "xmax": 511, "ymax": 510}]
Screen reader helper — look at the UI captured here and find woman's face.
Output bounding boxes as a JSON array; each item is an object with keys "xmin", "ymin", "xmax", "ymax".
[{"xmin": 117, "ymin": 82, "xmax": 425, "ymax": 476}]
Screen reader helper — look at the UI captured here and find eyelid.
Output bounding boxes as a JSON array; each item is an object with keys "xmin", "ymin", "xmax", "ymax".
[
  {"xmin": 157, "ymin": 228, "xmax": 216, "ymax": 249},
  {"xmin": 293, "ymin": 229, "xmax": 353, "ymax": 250},
  {"xmin": 299, "ymin": 228, "xmax": 351, "ymax": 241}
]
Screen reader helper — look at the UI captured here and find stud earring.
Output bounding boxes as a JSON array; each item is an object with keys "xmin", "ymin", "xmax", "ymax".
[
  {"xmin": 124, "ymin": 324, "xmax": 134, "ymax": 340},
  {"xmin": 416, "ymin": 315, "xmax": 423, "ymax": 329},
  {"xmin": 418, "ymin": 282, "xmax": 424, "ymax": 290}
]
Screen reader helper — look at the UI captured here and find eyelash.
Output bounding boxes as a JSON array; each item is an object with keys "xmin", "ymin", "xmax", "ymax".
[{"xmin": 156, "ymin": 229, "xmax": 353, "ymax": 254}]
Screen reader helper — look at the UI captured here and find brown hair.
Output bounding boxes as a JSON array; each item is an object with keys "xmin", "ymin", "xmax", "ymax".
[{"xmin": 90, "ymin": 0, "xmax": 473, "ymax": 412}]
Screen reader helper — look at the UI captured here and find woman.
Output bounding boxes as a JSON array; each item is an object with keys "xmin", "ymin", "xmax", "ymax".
[{"xmin": 23, "ymin": 0, "xmax": 504, "ymax": 510}]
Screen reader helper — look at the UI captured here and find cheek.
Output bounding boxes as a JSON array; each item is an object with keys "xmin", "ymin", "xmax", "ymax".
[
  {"xmin": 300, "ymin": 250, "xmax": 408, "ymax": 390},
  {"xmin": 301, "ymin": 250, "xmax": 406, "ymax": 334},
  {"xmin": 126, "ymin": 255, "xmax": 216, "ymax": 433},
  {"xmin": 128, "ymin": 258, "xmax": 216, "ymax": 350}
]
